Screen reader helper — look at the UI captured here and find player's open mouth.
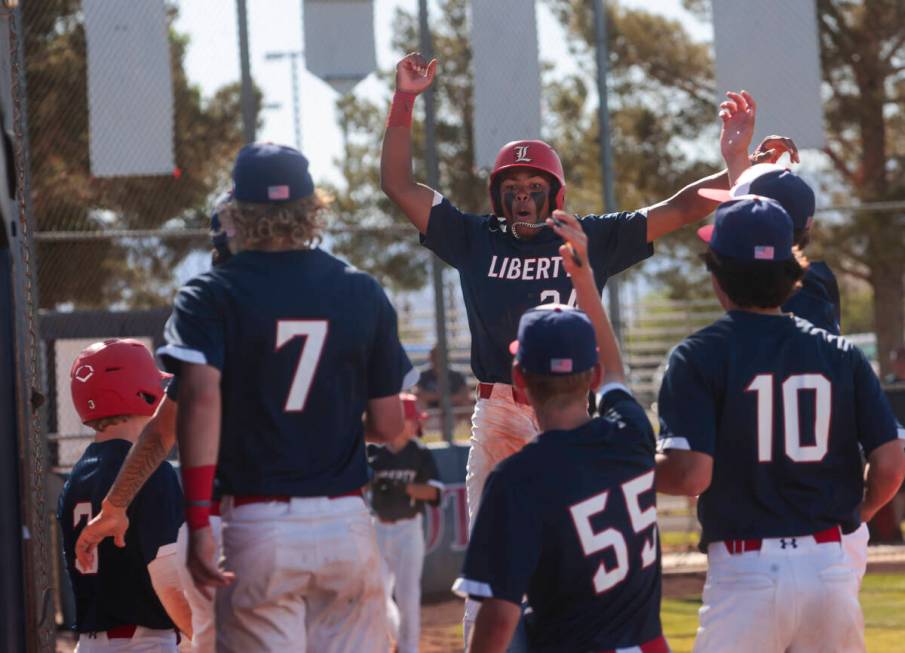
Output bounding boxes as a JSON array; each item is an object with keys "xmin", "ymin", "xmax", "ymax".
[{"xmin": 516, "ymin": 209, "xmax": 532, "ymax": 219}]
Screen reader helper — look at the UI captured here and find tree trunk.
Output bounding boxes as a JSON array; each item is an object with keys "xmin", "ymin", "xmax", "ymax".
[{"xmin": 870, "ymin": 260, "xmax": 905, "ymax": 377}]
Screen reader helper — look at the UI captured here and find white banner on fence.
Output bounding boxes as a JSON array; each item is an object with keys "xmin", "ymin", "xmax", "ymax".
[
  {"xmin": 304, "ymin": 0, "xmax": 377, "ymax": 94},
  {"xmin": 712, "ymin": 0, "xmax": 825, "ymax": 149},
  {"xmin": 470, "ymin": 0, "xmax": 542, "ymax": 169},
  {"xmin": 84, "ymin": 0, "xmax": 175, "ymax": 177}
]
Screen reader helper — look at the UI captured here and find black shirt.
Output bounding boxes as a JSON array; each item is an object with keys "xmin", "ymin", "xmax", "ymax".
[{"xmin": 367, "ymin": 440, "xmax": 443, "ymax": 521}]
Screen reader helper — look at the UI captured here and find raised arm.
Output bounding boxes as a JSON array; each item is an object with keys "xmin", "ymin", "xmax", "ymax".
[
  {"xmin": 645, "ymin": 90, "xmax": 761, "ymax": 242},
  {"xmin": 548, "ymin": 210, "xmax": 625, "ymax": 386},
  {"xmin": 75, "ymin": 396, "xmax": 178, "ymax": 571},
  {"xmin": 380, "ymin": 53, "xmax": 439, "ymax": 234},
  {"xmin": 719, "ymin": 90, "xmax": 757, "ymax": 185}
]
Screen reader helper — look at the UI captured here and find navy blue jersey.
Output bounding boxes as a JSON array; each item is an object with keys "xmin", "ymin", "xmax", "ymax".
[
  {"xmin": 783, "ymin": 261, "xmax": 841, "ymax": 334},
  {"xmin": 57, "ymin": 440, "xmax": 183, "ymax": 633},
  {"xmin": 658, "ymin": 311, "xmax": 901, "ymax": 545},
  {"xmin": 159, "ymin": 249, "xmax": 415, "ymax": 497},
  {"xmin": 422, "ymin": 196, "xmax": 652, "ymax": 383},
  {"xmin": 456, "ymin": 387, "xmax": 662, "ymax": 652}
]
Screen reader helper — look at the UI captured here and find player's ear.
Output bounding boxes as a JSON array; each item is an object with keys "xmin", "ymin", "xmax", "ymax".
[
  {"xmin": 590, "ymin": 363, "xmax": 603, "ymax": 391},
  {"xmin": 512, "ymin": 363, "xmax": 526, "ymax": 390}
]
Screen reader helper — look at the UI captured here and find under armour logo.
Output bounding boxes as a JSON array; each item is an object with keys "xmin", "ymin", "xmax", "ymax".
[
  {"xmin": 780, "ymin": 538, "xmax": 798, "ymax": 549},
  {"xmin": 514, "ymin": 145, "xmax": 531, "ymax": 162},
  {"xmin": 74, "ymin": 365, "xmax": 94, "ymax": 383}
]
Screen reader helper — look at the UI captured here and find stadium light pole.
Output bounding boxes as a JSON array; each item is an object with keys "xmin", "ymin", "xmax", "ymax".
[
  {"xmin": 265, "ymin": 50, "xmax": 305, "ymax": 151},
  {"xmin": 418, "ymin": 0, "xmax": 454, "ymax": 443},
  {"xmin": 236, "ymin": 0, "xmax": 256, "ymax": 143},
  {"xmin": 593, "ymin": 0, "xmax": 623, "ymax": 346}
]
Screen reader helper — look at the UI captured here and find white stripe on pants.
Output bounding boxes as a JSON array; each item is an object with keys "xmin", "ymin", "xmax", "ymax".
[
  {"xmin": 74, "ymin": 627, "xmax": 177, "ymax": 653},
  {"xmin": 463, "ymin": 387, "xmax": 539, "ymax": 649},
  {"xmin": 215, "ymin": 495, "xmax": 388, "ymax": 653},
  {"xmin": 375, "ymin": 514, "xmax": 424, "ymax": 653}
]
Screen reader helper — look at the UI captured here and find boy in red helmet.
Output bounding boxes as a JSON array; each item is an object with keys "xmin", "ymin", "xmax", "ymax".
[
  {"xmin": 58, "ymin": 339, "xmax": 191, "ymax": 651},
  {"xmin": 381, "ymin": 53, "xmax": 795, "ymax": 639}
]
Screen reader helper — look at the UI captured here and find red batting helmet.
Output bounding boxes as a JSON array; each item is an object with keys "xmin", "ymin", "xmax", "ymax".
[
  {"xmin": 488, "ymin": 140, "xmax": 566, "ymax": 216},
  {"xmin": 70, "ymin": 339, "xmax": 170, "ymax": 425}
]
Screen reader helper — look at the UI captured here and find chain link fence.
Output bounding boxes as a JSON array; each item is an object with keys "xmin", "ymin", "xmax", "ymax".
[{"xmin": 9, "ymin": 1, "xmax": 904, "ymax": 645}]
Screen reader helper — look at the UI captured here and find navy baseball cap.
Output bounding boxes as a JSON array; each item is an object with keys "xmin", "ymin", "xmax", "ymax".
[
  {"xmin": 697, "ymin": 196, "xmax": 794, "ymax": 261},
  {"xmin": 699, "ymin": 163, "xmax": 815, "ymax": 230},
  {"xmin": 232, "ymin": 142, "xmax": 315, "ymax": 203},
  {"xmin": 509, "ymin": 304, "xmax": 597, "ymax": 375}
]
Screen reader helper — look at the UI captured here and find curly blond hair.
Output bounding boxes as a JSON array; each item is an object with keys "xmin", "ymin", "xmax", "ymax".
[{"xmin": 224, "ymin": 192, "xmax": 328, "ymax": 252}]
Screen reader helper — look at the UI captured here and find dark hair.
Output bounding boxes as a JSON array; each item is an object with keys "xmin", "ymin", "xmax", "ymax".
[
  {"xmin": 793, "ymin": 228, "xmax": 810, "ymax": 249},
  {"xmin": 702, "ymin": 249, "xmax": 804, "ymax": 309},
  {"xmin": 520, "ymin": 368, "xmax": 594, "ymax": 411}
]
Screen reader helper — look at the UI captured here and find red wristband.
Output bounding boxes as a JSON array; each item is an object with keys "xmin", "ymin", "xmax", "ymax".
[
  {"xmin": 182, "ymin": 465, "xmax": 216, "ymax": 531},
  {"xmin": 386, "ymin": 91, "xmax": 416, "ymax": 129}
]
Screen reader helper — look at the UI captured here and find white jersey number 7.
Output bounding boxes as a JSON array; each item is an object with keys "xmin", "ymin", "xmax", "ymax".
[{"xmin": 276, "ymin": 320, "xmax": 329, "ymax": 412}]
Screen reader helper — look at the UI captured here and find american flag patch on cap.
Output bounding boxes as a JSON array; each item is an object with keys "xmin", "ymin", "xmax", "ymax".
[
  {"xmin": 550, "ymin": 358, "xmax": 573, "ymax": 373},
  {"xmin": 268, "ymin": 185, "xmax": 290, "ymax": 200},
  {"xmin": 754, "ymin": 245, "xmax": 775, "ymax": 260}
]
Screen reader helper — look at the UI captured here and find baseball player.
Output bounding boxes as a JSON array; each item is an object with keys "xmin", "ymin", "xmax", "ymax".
[
  {"xmin": 58, "ymin": 339, "xmax": 191, "ymax": 651},
  {"xmin": 695, "ymin": 159, "xmax": 904, "ymax": 579},
  {"xmin": 159, "ymin": 142, "xmax": 415, "ymax": 652},
  {"xmin": 655, "ymin": 196, "xmax": 905, "ymax": 653},
  {"xmin": 700, "ymin": 163, "xmax": 840, "ymax": 334},
  {"xmin": 455, "ymin": 211, "xmax": 665, "ymax": 652},
  {"xmin": 382, "ymin": 54, "xmax": 785, "ymax": 637},
  {"xmin": 367, "ymin": 393, "xmax": 443, "ymax": 653},
  {"xmin": 75, "ymin": 198, "xmax": 235, "ymax": 652}
]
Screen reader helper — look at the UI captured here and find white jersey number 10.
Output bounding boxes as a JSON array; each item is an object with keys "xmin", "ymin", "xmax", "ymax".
[{"xmin": 746, "ymin": 373, "xmax": 831, "ymax": 463}]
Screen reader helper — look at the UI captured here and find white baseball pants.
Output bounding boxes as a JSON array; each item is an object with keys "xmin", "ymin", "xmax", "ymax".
[
  {"xmin": 463, "ymin": 385, "xmax": 540, "ymax": 649},
  {"xmin": 375, "ymin": 514, "xmax": 425, "ymax": 653},
  {"xmin": 74, "ymin": 627, "xmax": 177, "ymax": 653},
  {"xmin": 215, "ymin": 495, "xmax": 388, "ymax": 653},
  {"xmin": 694, "ymin": 533, "xmax": 864, "ymax": 653},
  {"xmin": 175, "ymin": 516, "xmax": 222, "ymax": 652},
  {"xmin": 842, "ymin": 522, "xmax": 869, "ymax": 583}
]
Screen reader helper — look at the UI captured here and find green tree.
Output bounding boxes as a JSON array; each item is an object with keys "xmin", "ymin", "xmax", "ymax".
[
  {"xmin": 814, "ymin": 0, "xmax": 905, "ymax": 374},
  {"xmin": 24, "ymin": 1, "xmax": 256, "ymax": 308},
  {"xmin": 329, "ymin": 0, "xmax": 484, "ymax": 291},
  {"xmin": 552, "ymin": 0, "xmax": 905, "ymax": 371},
  {"xmin": 331, "ymin": 0, "xmax": 720, "ymax": 292}
]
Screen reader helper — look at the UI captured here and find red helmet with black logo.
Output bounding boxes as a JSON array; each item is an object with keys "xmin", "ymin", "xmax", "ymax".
[
  {"xmin": 70, "ymin": 339, "xmax": 170, "ymax": 424},
  {"xmin": 488, "ymin": 140, "xmax": 566, "ymax": 216}
]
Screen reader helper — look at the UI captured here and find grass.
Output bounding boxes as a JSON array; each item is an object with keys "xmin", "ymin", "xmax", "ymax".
[
  {"xmin": 661, "ymin": 573, "xmax": 905, "ymax": 653},
  {"xmin": 660, "ymin": 530, "xmax": 700, "ymax": 551}
]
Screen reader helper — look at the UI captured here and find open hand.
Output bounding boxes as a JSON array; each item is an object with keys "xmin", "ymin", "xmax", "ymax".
[
  {"xmin": 719, "ymin": 90, "xmax": 757, "ymax": 163},
  {"xmin": 395, "ymin": 53, "xmax": 437, "ymax": 95},
  {"xmin": 187, "ymin": 526, "xmax": 234, "ymax": 601},
  {"xmin": 75, "ymin": 500, "xmax": 129, "ymax": 572}
]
